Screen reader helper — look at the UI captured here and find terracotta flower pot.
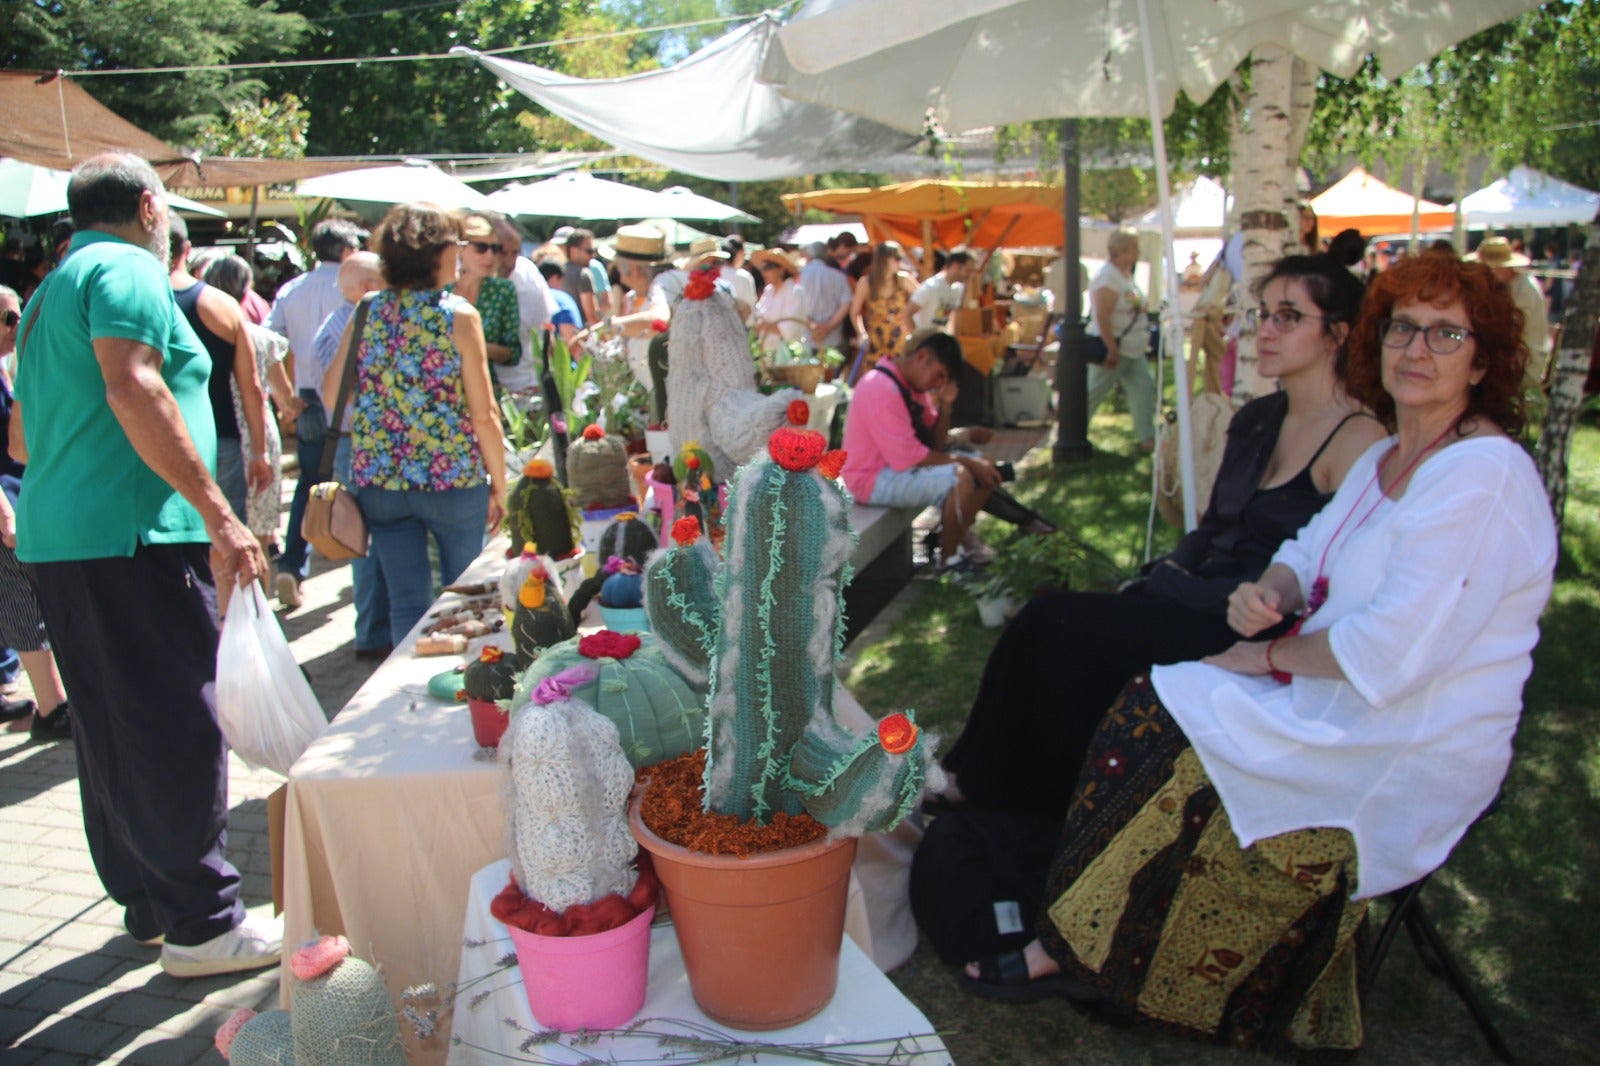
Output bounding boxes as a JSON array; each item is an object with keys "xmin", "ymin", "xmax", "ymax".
[
  {"xmin": 628, "ymin": 792, "xmax": 857, "ymax": 1030},
  {"xmin": 466, "ymin": 697, "xmax": 509, "ymax": 748}
]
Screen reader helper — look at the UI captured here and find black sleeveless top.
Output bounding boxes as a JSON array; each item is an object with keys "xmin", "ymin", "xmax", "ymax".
[
  {"xmin": 172, "ymin": 281, "xmax": 240, "ymax": 440},
  {"xmin": 1142, "ymin": 392, "xmax": 1363, "ymax": 613}
]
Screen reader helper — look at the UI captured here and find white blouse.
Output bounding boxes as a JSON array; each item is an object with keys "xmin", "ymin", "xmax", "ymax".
[{"xmin": 1152, "ymin": 436, "xmax": 1556, "ymax": 898}]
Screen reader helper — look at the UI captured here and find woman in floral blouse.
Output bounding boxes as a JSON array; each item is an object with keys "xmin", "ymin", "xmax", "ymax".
[{"xmin": 323, "ymin": 202, "xmax": 507, "ymax": 641}]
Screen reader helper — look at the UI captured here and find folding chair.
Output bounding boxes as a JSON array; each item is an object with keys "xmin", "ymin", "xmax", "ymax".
[{"xmin": 1362, "ymin": 797, "xmax": 1515, "ymax": 1064}]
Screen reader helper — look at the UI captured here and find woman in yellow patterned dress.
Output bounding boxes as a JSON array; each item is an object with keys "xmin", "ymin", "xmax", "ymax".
[{"xmin": 848, "ymin": 241, "xmax": 917, "ymax": 375}]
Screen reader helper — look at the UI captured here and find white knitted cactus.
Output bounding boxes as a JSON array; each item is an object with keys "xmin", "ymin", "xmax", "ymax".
[{"xmin": 501, "ymin": 672, "xmax": 637, "ymax": 913}]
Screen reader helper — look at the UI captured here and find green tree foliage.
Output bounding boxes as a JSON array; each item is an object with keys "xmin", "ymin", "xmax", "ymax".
[
  {"xmin": 515, "ymin": 9, "xmax": 658, "ymax": 151},
  {"xmin": 0, "ymin": 0, "xmax": 308, "ymax": 144},
  {"xmin": 195, "ymin": 93, "xmax": 310, "ymax": 158},
  {"xmin": 598, "ymin": 0, "xmax": 769, "ymax": 66},
  {"xmin": 253, "ymin": 0, "xmax": 584, "ymax": 155}
]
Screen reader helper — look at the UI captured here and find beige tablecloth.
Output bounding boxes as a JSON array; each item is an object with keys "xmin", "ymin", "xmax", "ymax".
[{"xmin": 279, "ymin": 536, "xmax": 921, "ymax": 1064}]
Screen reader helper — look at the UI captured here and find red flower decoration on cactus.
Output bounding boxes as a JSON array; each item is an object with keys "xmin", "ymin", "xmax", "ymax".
[
  {"xmin": 878, "ymin": 713, "xmax": 918, "ymax": 755},
  {"xmin": 768, "ymin": 425, "xmax": 826, "ymax": 472},
  {"xmin": 578, "ymin": 631, "xmax": 642, "ymax": 661},
  {"xmin": 523, "ymin": 459, "xmax": 554, "ymax": 478},
  {"xmin": 787, "ymin": 399, "xmax": 810, "ymax": 426},
  {"xmin": 685, "ymin": 454, "xmax": 700, "ymax": 470},
  {"xmin": 650, "ymin": 318, "xmax": 669, "ymax": 333},
  {"xmin": 478, "ymin": 646, "xmax": 505, "ymax": 664},
  {"xmin": 581, "ymin": 423, "xmax": 606, "ymax": 441},
  {"xmin": 671, "ymin": 516, "xmax": 703, "ymax": 546},
  {"xmin": 817, "ymin": 449, "xmax": 847, "ymax": 481},
  {"xmin": 684, "ymin": 265, "xmax": 718, "ymax": 301}
]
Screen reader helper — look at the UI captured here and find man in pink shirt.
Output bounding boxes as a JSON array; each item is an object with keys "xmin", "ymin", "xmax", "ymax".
[{"xmin": 841, "ymin": 330, "xmax": 1001, "ymax": 565}]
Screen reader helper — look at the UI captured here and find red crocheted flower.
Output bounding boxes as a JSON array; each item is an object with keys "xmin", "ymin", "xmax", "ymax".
[
  {"xmin": 581, "ymin": 423, "xmax": 606, "ymax": 441},
  {"xmin": 787, "ymin": 399, "xmax": 810, "ymax": 426},
  {"xmin": 878, "ymin": 713, "xmax": 918, "ymax": 755},
  {"xmin": 817, "ymin": 449, "xmax": 847, "ymax": 481},
  {"xmin": 650, "ymin": 318, "xmax": 669, "ymax": 333},
  {"xmin": 578, "ymin": 631, "xmax": 642, "ymax": 661},
  {"xmin": 478, "ymin": 646, "xmax": 505, "ymax": 664},
  {"xmin": 523, "ymin": 459, "xmax": 554, "ymax": 478},
  {"xmin": 671, "ymin": 516, "xmax": 703, "ymax": 546},
  {"xmin": 684, "ymin": 265, "xmax": 719, "ymax": 301},
  {"xmin": 685, "ymin": 454, "xmax": 700, "ymax": 470},
  {"xmin": 768, "ymin": 425, "xmax": 826, "ymax": 472}
]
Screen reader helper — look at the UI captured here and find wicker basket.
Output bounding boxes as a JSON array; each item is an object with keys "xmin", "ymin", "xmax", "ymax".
[{"xmin": 760, "ymin": 363, "xmax": 825, "ymax": 395}]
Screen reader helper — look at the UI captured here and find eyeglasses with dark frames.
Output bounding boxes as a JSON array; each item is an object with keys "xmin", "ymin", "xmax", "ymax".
[
  {"xmin": 1380, "ymin": 318, "xmax": 1473, "ymax": 355},
  {"xmin": 1245, "ymin": 307, "xmax": 1327, "ymax": 332}
]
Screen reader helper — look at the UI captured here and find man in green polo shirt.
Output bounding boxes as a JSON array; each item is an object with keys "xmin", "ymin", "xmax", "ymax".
[{"xmin": 12, "ymin": 153, "xmax": 282, "ymax": 977}]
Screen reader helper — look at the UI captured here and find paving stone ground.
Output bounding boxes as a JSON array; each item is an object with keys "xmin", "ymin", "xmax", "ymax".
[{"xmin": 0, "ymin": 426, "xmax": 1046, "ymax": 1064}]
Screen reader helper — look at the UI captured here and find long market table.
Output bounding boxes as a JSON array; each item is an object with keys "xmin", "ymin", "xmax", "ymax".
[{"xmin": 280, "ymin": 534, "xmax": 925, "ymax": 1064}]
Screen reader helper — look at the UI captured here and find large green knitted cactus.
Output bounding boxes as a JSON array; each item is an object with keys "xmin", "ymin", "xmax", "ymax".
[
  {"xmin": 642, "ymin": 518, "xmax": 721, "ymax": 686},
  {"xmin": 516, "ymin": 631, "xmax": 705, "ymax": 771},
  {"xmin": 685, "ymin": 408, "xmax": 935, "ymax": 836}
]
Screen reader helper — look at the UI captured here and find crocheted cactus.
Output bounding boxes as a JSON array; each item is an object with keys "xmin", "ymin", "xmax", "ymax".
[
  {"xmin": 643, "ymin": 517, "xmax": 721, "ymax": 686},
  {"xmin": 216, "ymin": 1008, "xmax": 295, "ymax": 1066},
  {"xmin": 511, "ymin": 564, "xmax": 577, "ymax": 671},
  {"xmin": 517, "ymin": 631, "xmax": 706, "ymax": 771},
  {"xmin": 666, "ymin": 265, "xmax": 799, "ymax": 478},
  {"xmin": 502, "ymin": 669, "xmax": 637, "ymax": 912},
  {"xmin": 566, "ymin": 424, "xmax": 633, "ymax": 510},
  {"xmin": 568, "ymin": 513, "xmax": 659, "ymax": 622},
  {"xmin": 506, "ymin": 460, "xmax": 578, "ymax": 560},
  {"xmin": 599, "ymin": 560, "xmax": 644, "ymax": 608},
  {"xmin": 463, "ymin": 645, "xmax": 519, "ymax": 702},
  {"xmin": 290, "ymin": 940, "xmax": 405, "ymax": 1066},
  {"xmin": 700, "ymin": 404, "xmax": 935, "ymax": 835}
]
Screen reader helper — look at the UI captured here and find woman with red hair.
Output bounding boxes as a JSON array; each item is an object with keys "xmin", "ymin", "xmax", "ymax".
[{"xmin": 962, "ymin": 252, "xmax": 1557, "ymax": 1057}]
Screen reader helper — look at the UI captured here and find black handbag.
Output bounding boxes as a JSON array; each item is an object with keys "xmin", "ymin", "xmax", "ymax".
[{"xmin": 1082, "ymin": 312, "xmax": 1143, "ymax": 365}]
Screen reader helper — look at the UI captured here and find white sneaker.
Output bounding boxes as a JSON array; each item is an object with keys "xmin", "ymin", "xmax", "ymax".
[
  {"xmin": 275, "ymin": 571, "xmax": 303, "ymax": 610},
  {"xmin": 160, "ymin": 914, "xmax": 283, "ymax": 978},
  {"xmin": 961, "ymin": 530, "xmax": 997, "ymax": 566}
]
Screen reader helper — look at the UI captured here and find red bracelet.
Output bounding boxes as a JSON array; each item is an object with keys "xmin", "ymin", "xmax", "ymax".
[{"xmin": 1267, "ymin": 636, "xmax": 1291, "ymax": 684}]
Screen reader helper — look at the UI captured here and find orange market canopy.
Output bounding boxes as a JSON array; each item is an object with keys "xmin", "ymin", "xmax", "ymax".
[
  {"xmin": 1310, "ymin": 167, "xmax": 1453, "ymax": 237},
  {"xmin": 782, "ymin": 180, "xmax": 1067, "ymax": 252}
]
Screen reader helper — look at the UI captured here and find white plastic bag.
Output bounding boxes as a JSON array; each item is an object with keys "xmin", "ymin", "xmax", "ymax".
[{"xmin": 216, "ymin": 579, "xmax": 327, "ymax": 775}]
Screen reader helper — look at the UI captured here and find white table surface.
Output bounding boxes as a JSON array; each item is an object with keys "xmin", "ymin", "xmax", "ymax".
[{"xmin": 448, "ymin": 859, "xmax": 951, "ymax": 1066}]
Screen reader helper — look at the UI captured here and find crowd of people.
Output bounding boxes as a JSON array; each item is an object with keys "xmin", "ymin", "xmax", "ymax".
[{"xmin": 0, "ymin": 148, "xmax": 1574, "ymax": 1059}]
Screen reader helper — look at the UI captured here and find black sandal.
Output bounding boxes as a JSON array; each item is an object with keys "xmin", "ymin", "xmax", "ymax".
[{"xmin": 958, "ymin": 949, "xmax": 1098, "ymax": 1004}]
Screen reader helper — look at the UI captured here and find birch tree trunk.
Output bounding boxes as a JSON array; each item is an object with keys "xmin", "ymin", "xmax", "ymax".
[
  {"xmin": 1232, "ymin": 44, "xmax": 1297, "ymax": 403},
  {"xmin": 1536, "ymin": 209, "xmax": 1600, "ymax": 534},
  {"xmin": 1409, "ymin": 157, "xmax": 1428, "ymax": 252}
]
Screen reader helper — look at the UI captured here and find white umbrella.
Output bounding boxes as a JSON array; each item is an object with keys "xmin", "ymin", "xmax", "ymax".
[
  {"xmin": 295, "ymin": 159, "xmax": 491, "ymax": 210},
  {"xmin": 1461, "ymin": 165, "xmax": 1600, "ymax": 228},
  {"xmin": 485, "ymin": 171, "xmax": 666, "ymax": 221},
  {"xmin": 766, "ymin": 0, "xmax": 1543, "ymax": 530},
  {"xmin": 0, "ymin": 158, "xmax": 225, "ymax": 218},
  {"xmin": 651, "ymin": 185, "xmax": 759, "ymax": 224}
]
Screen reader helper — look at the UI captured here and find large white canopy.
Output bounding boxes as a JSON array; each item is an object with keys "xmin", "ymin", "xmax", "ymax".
[
  {"xmin": 294, "ymin": 160, "xmax": 491, "ymax": 210},
  {"xmin": 460, "ymin": 16, "xmax": 919, "ymax": 183},
  {"xmin": 0, "ymin": 158, "xmax": 224, "ymax": 218},
  {"xmin": 1132, "ymin": 176, "xmax": 1228, "ymax": 236},
  {"xmin": 1461, "ymin": 166, "xmax": 1600, "ymax": 228}
]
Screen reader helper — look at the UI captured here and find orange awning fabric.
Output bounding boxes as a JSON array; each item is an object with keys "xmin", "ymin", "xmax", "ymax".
[
  {"xmin": 0, "ymin": 71, "xmax": 380, "ymax": 188},
  {"xmin": 1310, "ymin": 167, "xmax": 1454, "ymax": 237},
  {"xmin": 783, "ymin": 180, "xmax": 1066, "ymax": 250}
]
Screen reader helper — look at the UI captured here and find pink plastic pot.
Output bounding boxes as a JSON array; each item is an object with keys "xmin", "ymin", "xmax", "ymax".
[
  {"xmin": 466, "ymin": 698, "xmax": 510, "ymax": 748},
  {"xmin": 506, "ymin": 904, "xmax": 655, "ymax": 1031}
]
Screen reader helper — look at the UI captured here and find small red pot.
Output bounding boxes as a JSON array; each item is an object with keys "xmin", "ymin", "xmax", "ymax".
[{"xmin": 467, "ymin": 697, "xmax": 510, "ymax": 748}]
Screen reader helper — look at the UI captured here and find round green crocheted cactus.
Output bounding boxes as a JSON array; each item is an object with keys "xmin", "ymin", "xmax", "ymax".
[
  {"xmin": 290, "ymin": 947, "xmax": 405, "ymax": 1066},
  {"xmin": 516, "ymin": 631, "xmax": 706, "ymax": 771},
  {"xmin": 565, "ymin": 425, "xmax": 633, "ymax": 509},
  {"xmin": 220, "ymin": 1009, "xmax": 295, "ymax": 1066},
  {"xmin": 643, "ymin": 517, "xmax": 721, "ymax": 686},
  {"xmin": 511, "ymin": 569, "xmax": 577, "ymax": 671},
  {"xmin": 462, "ymin": 646, "xmax": 519, "ymax": 702},
  {"xmin": 506, "ymin": 459, "xmax": 578, "ymax": 560}
]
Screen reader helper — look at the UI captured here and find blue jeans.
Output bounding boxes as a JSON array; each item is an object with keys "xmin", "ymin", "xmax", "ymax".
[
  {"xmin": 277, "ymin": 391, "xmax": 326, "ymax": 580},
  {"xmin": 215, "ymin": 437, "xmax": 247, "ymax": 523},
  {"xmin": 334, "ymin": 438, "xmax": 391, "ymax": 652},
  {"xmin": 359, "ymin": 484, "xmax": 489, "ymax": 642}
]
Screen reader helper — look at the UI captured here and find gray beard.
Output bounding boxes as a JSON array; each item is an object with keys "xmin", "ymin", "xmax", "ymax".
[{"xmin": 145, "ymin": 225, "xmax": 170, "ymax": 267}]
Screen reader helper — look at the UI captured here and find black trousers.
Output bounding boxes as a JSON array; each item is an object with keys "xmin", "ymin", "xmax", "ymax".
[
  {"xmin": 28, "ymin": 543, "xmax": 242, "ymax": 946},
  {"xmin": 941, "ymin": 588, "xmax": 1240, "ymax": 820}
]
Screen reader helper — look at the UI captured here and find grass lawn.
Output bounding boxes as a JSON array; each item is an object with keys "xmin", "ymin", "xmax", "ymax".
[{"xmin": 846, "ymin": 407, "xmax": 1600, "ymax": 1066}]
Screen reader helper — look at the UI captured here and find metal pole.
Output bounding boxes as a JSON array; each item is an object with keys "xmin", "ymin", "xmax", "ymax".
[{"xmin": 1053, "ymin": 120, "xmax": 1093, "ymax": 463}]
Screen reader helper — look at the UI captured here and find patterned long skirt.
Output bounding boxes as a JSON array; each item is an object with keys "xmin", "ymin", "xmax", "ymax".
[{"xmin": 1038, "ymin": 675, "xmax": 1368, "ymax": 1056}]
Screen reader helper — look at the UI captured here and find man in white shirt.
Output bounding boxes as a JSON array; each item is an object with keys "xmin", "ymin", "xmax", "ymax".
[
  {"xmin": 1473, "ymin": 236, "xmax": 1550, "ymax": 391},
  {"xmin": 799, "ymin": 240, "xmax": 853, "ymax": 352},
  {"xmin": 905, "ymin": 250, "xmax": 972, "ymax": 333},
  {"xmin": 267, "ymin": 218, "xmax": 363, "ymax": 608},
  {"xmin": 493, "ymin": 216, "xmax": 553, "ymax": 394}
]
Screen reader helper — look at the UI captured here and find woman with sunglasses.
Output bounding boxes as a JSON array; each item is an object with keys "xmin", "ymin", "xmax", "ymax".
[
  {"xmin": 960, "ymin": 251, "xmax": 1555, "ymax": 1058},
  {"xmin": 940, "ymin": 255, "xmax": 1385, "ymax": 819},
  {"xmin": 448, "ymin": 213, "xmax": 522, "ymax": 376}
]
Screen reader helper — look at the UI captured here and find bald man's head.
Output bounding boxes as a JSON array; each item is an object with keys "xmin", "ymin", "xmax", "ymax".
[{"xmin": 338, "ymin": 251, "xmax": 384, "ymax": 303}]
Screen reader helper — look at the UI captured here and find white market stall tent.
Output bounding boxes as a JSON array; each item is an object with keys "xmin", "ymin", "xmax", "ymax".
[{"xmin": 1461, "ymin": 166, "xmax": 1600, "ymax": 228}]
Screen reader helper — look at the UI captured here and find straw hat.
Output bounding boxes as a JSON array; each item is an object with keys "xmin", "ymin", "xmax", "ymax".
[
  {"xmin": 459, "ymin": 215, "xmax": 496, "ymax": 242},
  {"xmin": 613, "ymin": 224, "xmax": 668, "ymax": 263},
  {"xmin": 1469, "ymin": 236, "xmax": 1530, "ymax": 268},
  {"xmin": 677, "ymin": 235, "xmax": 729, "ymax": 270},
  {"xmin": 752, "ymin": 248, "xmax": 800, "ymax": 280}
]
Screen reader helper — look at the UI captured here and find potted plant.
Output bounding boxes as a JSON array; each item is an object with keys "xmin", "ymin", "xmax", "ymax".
[{"xmin": 631, "ymin": 403, "xmax": 939, "ymax": 1030}]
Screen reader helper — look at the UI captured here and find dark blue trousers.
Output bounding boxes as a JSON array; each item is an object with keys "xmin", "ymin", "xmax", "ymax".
[
  {"xmin": 277, "ymin": 391, "xmax": 327, "ymax": 581},
  {"xmin": 28, "ymin": 543, "xmax": 243, "ymax": 946}
]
